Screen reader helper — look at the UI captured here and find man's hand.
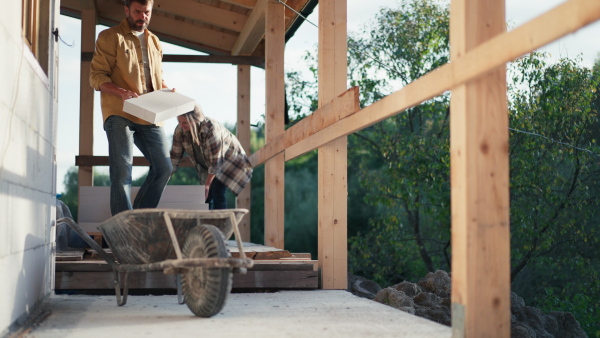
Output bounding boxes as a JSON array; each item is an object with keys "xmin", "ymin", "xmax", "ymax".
[
  {"xmin": 120, "ymin": 90, "xmax": 139, "ymax": 101},
  {"xmin": 99, "ymin": 82, "xmax": 139, "ymax": 102}
]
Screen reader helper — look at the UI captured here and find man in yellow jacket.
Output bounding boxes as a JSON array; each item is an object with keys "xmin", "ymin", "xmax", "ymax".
[{"xmin": 90, "ymin": 0, "xmax": 172, "ymax": 215}]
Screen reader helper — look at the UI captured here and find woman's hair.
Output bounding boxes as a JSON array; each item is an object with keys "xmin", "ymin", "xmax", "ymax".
[{"xmin": 181, "ymin": 104, "xmax": 206, "ymax": 145}]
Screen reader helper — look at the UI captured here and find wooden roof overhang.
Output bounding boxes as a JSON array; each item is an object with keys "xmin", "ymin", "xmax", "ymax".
[{"xmin": 60, "ymin": 0, "xmax": 318, "ymax": 65}]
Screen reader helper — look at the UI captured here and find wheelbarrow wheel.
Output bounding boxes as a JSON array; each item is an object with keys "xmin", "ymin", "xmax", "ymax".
[{"xmin": 181, "ymin": 224, "xmax": 232, "ymax": 317}]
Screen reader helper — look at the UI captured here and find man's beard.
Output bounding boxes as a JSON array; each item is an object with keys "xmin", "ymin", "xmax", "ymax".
[{"xmin": 127, "ymin": 16, "xmax": 148, "ymax": 31}]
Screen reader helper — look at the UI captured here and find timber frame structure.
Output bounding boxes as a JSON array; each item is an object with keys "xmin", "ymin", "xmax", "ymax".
[{"xmin": 59, "ymin": 0, "xmax": 600, "ymax": 336}]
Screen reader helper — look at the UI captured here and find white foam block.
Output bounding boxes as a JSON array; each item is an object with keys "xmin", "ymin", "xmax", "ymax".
[{"xmin": 123, "ymin": 89, "xmax": 195, "ymax": 124}]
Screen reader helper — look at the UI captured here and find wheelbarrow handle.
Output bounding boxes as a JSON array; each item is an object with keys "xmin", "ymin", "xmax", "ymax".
[{"xmin": 56, "ymin": 217, "xmax": 117, "ymax": 267}]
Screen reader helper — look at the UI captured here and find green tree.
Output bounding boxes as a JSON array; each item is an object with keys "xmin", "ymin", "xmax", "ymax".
[
  {"xmin": 508, "ymin": 53, "xmax": 600, "ymax": 336},
  {"xmin": 288, "ymin": 0, "xmax": 452, "ymax": 281},
  {"xmin": 58, "ymin": 167, "xmax": 110, "ymax": 222},
  {"xmin": 286, "ymin": 1, "xmax": 600, "ymax": 334}
]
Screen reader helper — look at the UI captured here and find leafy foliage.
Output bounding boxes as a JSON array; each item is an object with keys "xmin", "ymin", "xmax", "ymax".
[
  {"xmin": 286, "ymin": 0, "xmax": 454, "ymax": 284},
  {"xmin": 58, "ymin": 167, "xmax": 110, "ymax": 222},
  {"xmin": 508, "ymin": 53, "xmax": 600, "ymax": 336},
  {"xmin": 285, "ymin": 0, "xmax": 600, "ymax": 334}
]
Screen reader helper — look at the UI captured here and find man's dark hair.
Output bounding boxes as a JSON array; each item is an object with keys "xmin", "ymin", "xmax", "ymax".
[{"xmin": 124, "ymin": 0, "xmax": 153, "ymax": 7}]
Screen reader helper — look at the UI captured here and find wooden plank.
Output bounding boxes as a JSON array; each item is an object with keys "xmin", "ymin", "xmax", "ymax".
[
  {"xmin": 278, "ymin": 0, "xmax": 600, "ymax": 161},
  {"xmin": 252, "ymin": 259, "xmax": 316, "ymax": 264},
  {"xmin": 219, "ymin": 0, "xmax": 257, "ymax": 10},
  {"xmin": 236, "ymin": 69, "xmax": 252, "ymax": 159},
  {"xmin": 236, "ymin": 65, "xmax": 252, "ymax": 242},
  {"xmin": 55, "ymin": 270, "xmax": 318, "ymax": 290},
  {"xmin": 94, "ymin": 0, "xmax": 238, "ymax": 54},
  {"xmin": 55, "ymin": 250, "xmax": 85, "ymax": 261},
  {"xmin": 232, "ymin": 270, "xmax": 318, "ymax": 289},
  {"xmin": 252, "ymin": 260, "xmax": 318, "ymax": 271},
  {"xmin": 234, "ymin": 249, "xmax": 291, "ymax": 260},
  {"xmin": 80, "ymin": 0, "xmax": 96, "ymax": 10},
  {"xmin": 264, "ymin": 154, "xmax": 285, "ymax": 249},
  {"xmin": 55, "ymin": 261, "xmax": 112, "ymax": 272},
  {"xmin": 154, "ymin": 0, "xmax": 248, "ymax": 32},
  {"xmin": 263, "ymin": 1, "xmax": 285, "ymax": 249},
  {"xmin": 450, "ymin": 0, "xmax": 510, "ymax": 337},
  {"xmin": 55, "ymin": 261, "xmax": 317, "ymax": 272},
  {"xmin": 231, "ymin": 0, "xmax": 268, "ymax": 55},
  {"xmin": 56, "ymin": 257, "xmax": 316, "ymax": 272},
  {"xmin": 75, "ymin": 155, "xmax": 194, "ymax": 167},
  {"xmin": 162, "ymin": 54, "xmax": 264, "ymax": 67},
  {"xmin": 55, "ymin": 271, "xmax": 177, "ymax": 289},
  {"xmin": 316, "ymin": 0, "xmax": 348, "ymax": 290},
  {"xmin": 246, "ymin": 263, "xmax": 315, "ymax": 271},
  {"xmin": 226, "ymin": 240, "xmax": 292, "ymax": 259},
  {"xmin": 77, "ymin": 8, "xmax": 96, "ymax": 189},
  {"xmin": 249, "ymin": 87, "xmax": 359, "ymax": 166}
]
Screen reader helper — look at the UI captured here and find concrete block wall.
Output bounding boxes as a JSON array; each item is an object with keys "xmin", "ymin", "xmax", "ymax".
[{"xmin": 0, "ymin": 0, "xmax": 59, "ymax": 334}]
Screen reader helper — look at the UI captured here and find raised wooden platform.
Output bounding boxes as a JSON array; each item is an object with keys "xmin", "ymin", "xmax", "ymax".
[{"xmin": 55, "ymin": 241, "xmax": 319, "ymax": 291}]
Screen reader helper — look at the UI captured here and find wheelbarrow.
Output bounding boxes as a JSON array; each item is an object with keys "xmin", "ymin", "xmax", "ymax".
[{"xmin": 56, "ymin": 208, "xmax": 254, "ymax": 317}]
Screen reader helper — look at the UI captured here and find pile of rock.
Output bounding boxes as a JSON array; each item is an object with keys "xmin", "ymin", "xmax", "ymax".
[{"xmin": 348, "ymin": 270, "xmax": 587, "ymax": 337}]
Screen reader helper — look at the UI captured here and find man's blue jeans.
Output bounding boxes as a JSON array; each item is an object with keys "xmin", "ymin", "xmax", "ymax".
[{"xmin": 104, "ymin": 116, "xmax": 172, "ymax": 215}]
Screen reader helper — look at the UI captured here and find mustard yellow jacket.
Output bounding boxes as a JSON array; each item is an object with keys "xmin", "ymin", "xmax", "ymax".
[{"xmin": 89, "ymin": 19, "xmax": 164, "ymax": 125}]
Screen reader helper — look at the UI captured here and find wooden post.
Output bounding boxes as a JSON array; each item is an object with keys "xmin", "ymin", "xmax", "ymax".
[
  {"xmin": 78, "ymin": 8, "xmax": 96, "ymax": 188},
  {"xmin": 264, "ymin": 1, "xmax": 285, "ymax": 249},
  {"xmin": 237, "ymin": 64, "xmax": 252, "ymax": 242},
  {"xmin": 450, "ymin": 0, "xmax": 510, "ymax": 336},
  {"xmin": 317, "ymin": 0, "xmax": 348, "ymax": 290}
]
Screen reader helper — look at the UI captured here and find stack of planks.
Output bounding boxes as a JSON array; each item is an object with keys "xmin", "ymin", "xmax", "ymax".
[{"xmin": 54, "ymin": 241, "xmax": 318, "ymax": 291}]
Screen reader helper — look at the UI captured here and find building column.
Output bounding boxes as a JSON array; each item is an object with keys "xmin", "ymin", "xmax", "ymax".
[
  {"xmin": 317, "ymin": 0, "xmax": 348, "ymax": 290},
  {"xmin": 450, "ymin": 0, "xmax": 510, "ymax": 336},
  {"xmin": 263, "ymin": 1, "xmax": 285, "ymax": 248},
  {"xmin": 237, "ymin": 64, "xmax": 252, "ymax": 242}
]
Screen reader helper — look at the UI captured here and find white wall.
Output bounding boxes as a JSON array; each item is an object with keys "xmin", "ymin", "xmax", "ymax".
[{"xmin": 0, "ymin": 0, "xmax": 59, "ymax": 334}]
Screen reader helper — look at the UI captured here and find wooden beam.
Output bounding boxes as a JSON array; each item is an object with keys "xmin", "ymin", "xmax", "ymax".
[
  {"xmin": 237, "ymin": 65, "xmax": 252, "ymax": 242},
  {"xmin": 75, "ymin": 155, "xmax": 193, "ymax": 167},
  {"xmin": 263, "ymin": 1, "xmax": 285, "ymax": 249},
  {"xmin": 450, "ymin": 0, "xmax": 510, "ymax": 336},
  {"xmin": 80, "ymin": 0, "xmax": 97, "ymax": 11},
  {"xmin": 153, "ymin": 0, "xmax": 248, "ymax": 32},
  {"xmin": 219, "ymin": 0, "xmax": 257, "ymax": 10},
  {"xmin": 90, "ymin": 0, "xmax": 239, "ymax": 54},
  {"xmin": 162, "ymin": 54, "xmax": 264, "ymax": 67},
  {"xmin": 276, "ymin": 0, "xmax": 600, "ymax": 159},
  {"xmin": 317, "ymin": 0, "xmax": 348, "ymax": 290},
  {"xmin": 81, "ymin": 53, "xmax": 264, "ymax": 67},
  {"xmin": 249, "ymin": 87, "xmax": 359, "ymax": 167},
  {"xmin": 78, "ymin": 8, "xmax": 96, "ymax": 189},
  {"xmin": 55, "ymin": 269, "xmax": 318, "ymax": 290},
  {"xmin": 145, "ymin": 13, "xmax": 239, "ymax": 53},
  {"xmin": 231, "ymin": 0, "xmax": 268, "ymax": 55}
]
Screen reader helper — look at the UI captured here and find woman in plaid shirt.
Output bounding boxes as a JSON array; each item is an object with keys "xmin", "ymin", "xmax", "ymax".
[{"xmin": 170, "ymin": 105, "xmax": 253, "ymax": 209}]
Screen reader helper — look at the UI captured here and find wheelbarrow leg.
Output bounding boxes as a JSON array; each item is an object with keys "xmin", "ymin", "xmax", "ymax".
[
  {"xmin": 113, "ymin": 271, "xmax": 130, "ymax": 306},
  {"xmin": 176, "ymin": 274, "xmax": 184, "ymax": 304}
]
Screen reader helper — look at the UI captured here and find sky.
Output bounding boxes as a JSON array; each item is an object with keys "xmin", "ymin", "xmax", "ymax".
[{"xmin": 55, "ymin": 0, "xmax": 600, "ymax": 193}]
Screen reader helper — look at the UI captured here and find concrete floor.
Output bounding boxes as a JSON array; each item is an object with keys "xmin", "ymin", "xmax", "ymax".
[{"xmin": 25, "ymin": 290, "xmax": 451, "ymax": 338}]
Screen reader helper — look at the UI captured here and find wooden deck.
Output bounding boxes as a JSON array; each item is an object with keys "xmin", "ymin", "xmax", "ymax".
[{"xmin": 55, "ymin": 241, "xmax": 319, "ymax": 291}]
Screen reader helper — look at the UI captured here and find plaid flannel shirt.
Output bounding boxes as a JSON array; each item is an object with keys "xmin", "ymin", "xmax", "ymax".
[{"xmin": 170, "ymin": 117, "xmax": 252, "ymax": 195}]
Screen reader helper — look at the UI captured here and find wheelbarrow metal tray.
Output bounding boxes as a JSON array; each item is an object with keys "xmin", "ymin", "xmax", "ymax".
[{"xmin": 98, "ymin": 208, "xmax": 246, "ymax": 265}]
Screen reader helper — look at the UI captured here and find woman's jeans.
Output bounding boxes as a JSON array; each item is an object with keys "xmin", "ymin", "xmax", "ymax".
[
  {"xmin": 104, "ymin": 116, "xmax": 172, "ymax": 215},
  {"xmin": 207, "ymin": 178, "xmax": 228, "ymax": 210}
]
